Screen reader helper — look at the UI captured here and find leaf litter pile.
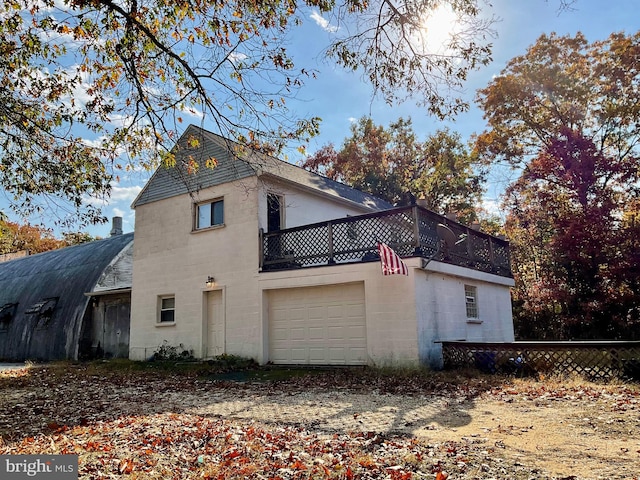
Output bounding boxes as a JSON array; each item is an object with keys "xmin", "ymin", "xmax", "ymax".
[{"xmin": 0, "ymin": 363, "xmax": 639, "ymax": 479}]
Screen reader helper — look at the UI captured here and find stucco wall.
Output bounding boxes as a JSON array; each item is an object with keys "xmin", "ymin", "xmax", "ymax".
[
  {"xmin": 415, "ymin": 261, "xmax": 515, "ymax": 368},
  {"xmin": 129, "ymin": 177, "xmax": 263, "ymax": 360},
  {"xmin": 129, "ymin": 175, "xmax": 377, "ymax": 362}
]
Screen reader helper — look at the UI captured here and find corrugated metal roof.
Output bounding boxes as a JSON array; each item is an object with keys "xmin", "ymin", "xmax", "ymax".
[
  {"xmin": 133, "ymin": 125, "xmax": 392, "ymax": 211},
  {"xmin": 0, "ymin": 233, "xmax": 134, "ymax": 361}
]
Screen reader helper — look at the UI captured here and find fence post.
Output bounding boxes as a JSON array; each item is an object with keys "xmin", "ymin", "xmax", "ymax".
[
  {"xmin": 258, "ymin": 228, "xmax": 264, "ymax": 270},
  {"xmin": 412, "ymin": 205, "xmax": 422, "ymax": 255},
  {"xmin": 327, "ymin": 222, "xmax": 335, "ymax": 264}
]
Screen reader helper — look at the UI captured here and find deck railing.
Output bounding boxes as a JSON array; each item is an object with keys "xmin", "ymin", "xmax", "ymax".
[
  {"xmin": 259, "ymin": 205, "xmax": 511, "ymax": 277},
  {"xmin": 442, "ymin": 341, "xmax": 640, "ymax": 380}
]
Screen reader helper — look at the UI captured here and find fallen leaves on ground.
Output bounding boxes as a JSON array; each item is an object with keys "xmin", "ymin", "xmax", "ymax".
[
  {"xmin": 0, "ymin": 364, "xmax": 638, "ymax": 479},
  {"xmin": 1, "ymin": 411, "xmax": 543, "ymax": 479}
]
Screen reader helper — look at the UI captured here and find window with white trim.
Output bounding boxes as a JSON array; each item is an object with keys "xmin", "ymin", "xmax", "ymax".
[
  {"xmin": 196, "ymin": 199, "xmax": 224, "ymax": 229},
  {"xmin": 464, "ymin": 285, "xmax": 479, "ymax": 319},
  {"xmin": 159, "ymin": 296, "xmax": 175, "ymax": 323}
]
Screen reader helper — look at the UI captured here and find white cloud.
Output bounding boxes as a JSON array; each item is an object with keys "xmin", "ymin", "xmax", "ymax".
[
  {"xmin": 228, "ymin": 52, "xmax": 248, "ymax": 64},
  {"xmin": 310, "ymin": 10, "xmax": 338, "ymax": 33},
  {"xmin": 83, "ymin": 183, "xmax": 143, "ymax": 208},
  {"xmin": 112, "ymin": 207, "xmax": 126, "ymax": 217},
  {"xmin": 180, "ymin": 106, "xmax": 204, "ymax": 120},
  {"xmin": 109, "ymin": 184, "xmax": 143, "ymax": 203},
  {"xmin": 481, "ymin": 198, "xmax": 504, "ymax": 218},
  {"xmin": 80, "ymin": 137, "xmax": 104, "ymax": 149}
]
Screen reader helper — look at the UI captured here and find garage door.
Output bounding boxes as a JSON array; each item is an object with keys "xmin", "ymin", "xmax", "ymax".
[{"xmin": 269, "ymin": 283, "xmax": 367, "ymax": 365}]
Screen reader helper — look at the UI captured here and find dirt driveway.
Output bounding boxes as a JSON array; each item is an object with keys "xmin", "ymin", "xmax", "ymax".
[{"xmin": 0, "ymin": 364, "xmax": 638, "ymax": 479}]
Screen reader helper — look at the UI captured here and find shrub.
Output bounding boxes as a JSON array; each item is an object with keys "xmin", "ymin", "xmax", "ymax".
[{"xmin": 152, "ymin": 341, "xmax": 195, "ymax": 361}]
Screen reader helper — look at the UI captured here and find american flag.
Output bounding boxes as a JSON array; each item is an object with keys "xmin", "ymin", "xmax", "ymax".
[{"xmin": 377, "ymin": 242, "xmax": 409, "ymax": 276}]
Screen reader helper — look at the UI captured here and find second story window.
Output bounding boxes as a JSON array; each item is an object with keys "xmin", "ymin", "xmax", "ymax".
[{"xmin": 197, "ymin": 199, "xmax": 224, "ymax": 229}]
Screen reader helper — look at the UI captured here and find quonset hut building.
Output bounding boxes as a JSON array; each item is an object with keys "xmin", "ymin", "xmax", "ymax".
[{"xmin": 0, "ymin": 219, "xmax": 133, "ymax": 361}]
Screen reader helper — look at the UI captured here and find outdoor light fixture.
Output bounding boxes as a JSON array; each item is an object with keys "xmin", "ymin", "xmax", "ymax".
[{"xmin": 206, "ymin": 276, "xmax": 215, "ymax": 287}]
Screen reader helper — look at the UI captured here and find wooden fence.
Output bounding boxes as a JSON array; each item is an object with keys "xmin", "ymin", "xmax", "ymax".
[{"xmin": 442, "ymin": 341, "xmax": 640, "ymax": 381}]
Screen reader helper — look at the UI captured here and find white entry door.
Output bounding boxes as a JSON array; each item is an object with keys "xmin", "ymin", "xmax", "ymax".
[
  {"xmin": 268, "ymin": 283, "xmax": 367, "ymax": 365},
  {"xmin": 206, "ymin": 290, "xmax": 224, "ymax": 357}
]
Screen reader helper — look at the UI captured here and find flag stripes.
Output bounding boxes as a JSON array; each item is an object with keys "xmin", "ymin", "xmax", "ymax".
[{"xmin": 377, "ymin": 242, "xmax": 409, "ymax": 276}]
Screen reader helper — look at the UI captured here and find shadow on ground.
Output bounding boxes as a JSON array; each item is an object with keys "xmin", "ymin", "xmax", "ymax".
[{"xmin": 0, "ymin": 361, "xmax": 505, "ymax": 442}]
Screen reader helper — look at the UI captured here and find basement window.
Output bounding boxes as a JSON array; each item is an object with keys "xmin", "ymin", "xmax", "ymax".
[
  {"xmin": 0, "ymin": 303, "xmax": 17, "ymax": 331},
  {"xmin": 26, "ymin": 297, "xmax": 58, "ymax": 329},
  {"xmin": 464, "ymin": 285, "xmax": 479, "ymax": 320}
]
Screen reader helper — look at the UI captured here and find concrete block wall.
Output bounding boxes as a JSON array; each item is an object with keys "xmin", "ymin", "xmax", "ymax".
[
  {"xmin": 415, "ymin": 261, "xmax": 515, "ymax": 368},
  {"xmin": 129, "ymin": 174, "xmax": 515, "ymax": 367},
  {"xmin": 130, "ymin": 178, "xmax": 263, "ymax": 360},
  {"xmin": 258, "ymin": 260, "xmax": 422, "ymax": 366}
]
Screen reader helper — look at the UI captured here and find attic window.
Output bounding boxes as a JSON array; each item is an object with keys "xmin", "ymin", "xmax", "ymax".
[
  {"xmin": 0, "ymin": 303, "xmax": 17, "ymax": 331},
  {"xmin": 26, "ymin": 297, "xmax": 58, "ymax": 329}
]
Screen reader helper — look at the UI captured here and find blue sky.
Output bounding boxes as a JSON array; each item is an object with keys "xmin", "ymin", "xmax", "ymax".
[{"xmin": 1, "ymin": 0, "xmax": 638, "ymax": 237}]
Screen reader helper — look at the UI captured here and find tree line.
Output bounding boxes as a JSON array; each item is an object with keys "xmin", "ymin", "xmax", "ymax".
[
  {"xmin": 0, "ymin": 219, "xmax": 97, "ymax": 255},
  {"xmin": 304, "ymin": 32, "xmax": 640, "ymax": 340}
]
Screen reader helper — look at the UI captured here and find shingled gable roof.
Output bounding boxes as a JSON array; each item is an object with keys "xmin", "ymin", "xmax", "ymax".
[{"xmin": 132, "ymin": 125, "xmax": 393, "ymax": 210}]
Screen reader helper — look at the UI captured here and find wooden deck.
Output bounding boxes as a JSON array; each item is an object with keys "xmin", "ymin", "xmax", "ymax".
[{"xmin": 260, "ymin": 205, "xmax": 511, "ymax": 278}]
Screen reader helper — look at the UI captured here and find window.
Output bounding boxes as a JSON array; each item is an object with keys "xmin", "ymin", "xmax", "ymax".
[
  {"xmin": 159, "ymin": 296, "xmax": 175, "ymax": 323},
  {"xmin": 464, "ymin": 285, "xmax": 479, "ymax": 319},
  {"xmin": 26, "ymin": 297, "xmax": 58, "ymax": 329},
  {"xmin": 0, "ymin": 303, "xmax": 17, "ymax": 331},
  {"xmin": 267, "ymin": 193, "xmax": 283, "ymax": 231},
  {"xmin": 196, "ymin": 199, "xmax": 224, "ymax": 229},
  {"xmin": 26, "ymin": 299, "xmax": 53, "ymax": 315}
]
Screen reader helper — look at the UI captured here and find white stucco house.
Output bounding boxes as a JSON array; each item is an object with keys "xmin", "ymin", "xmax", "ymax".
[{"xmin": 128, "ymin": 125, "xmax": 515, "ymax": 368}]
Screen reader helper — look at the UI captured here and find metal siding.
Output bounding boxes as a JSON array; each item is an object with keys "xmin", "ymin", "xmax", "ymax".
[{"xmin": 0, "ymin": 233, "xmax": 133, "ymax": 361}]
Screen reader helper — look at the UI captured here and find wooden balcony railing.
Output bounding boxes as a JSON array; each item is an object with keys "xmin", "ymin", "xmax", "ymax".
[{"xmin": 259, "ymin": 205, "xmax": 512, "ymax": 277}]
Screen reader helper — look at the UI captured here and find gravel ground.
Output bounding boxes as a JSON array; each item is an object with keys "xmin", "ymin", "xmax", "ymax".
[{"xmin": 0, "ymin": 364, "xmax": 638, "ymax": 479}]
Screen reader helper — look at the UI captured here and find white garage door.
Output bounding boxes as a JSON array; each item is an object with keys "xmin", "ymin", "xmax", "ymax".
[{"xmin": 269, "ymin": 283, "xmax": 367, "ymax": 365}]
